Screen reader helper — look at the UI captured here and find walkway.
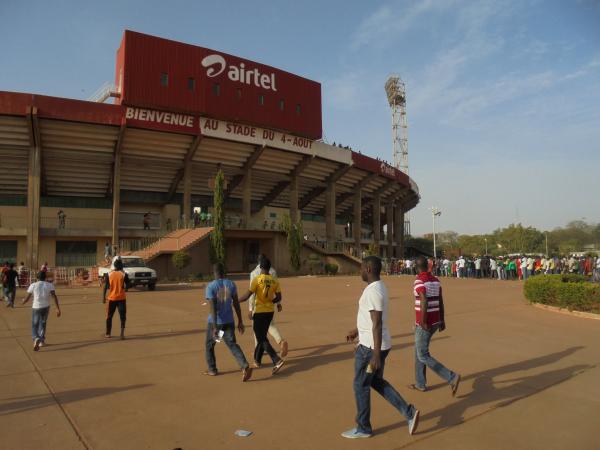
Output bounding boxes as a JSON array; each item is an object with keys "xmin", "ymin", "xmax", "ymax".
[{"xmin": 0, "ymin": 277, "xmax": 597, "ymax": 449}]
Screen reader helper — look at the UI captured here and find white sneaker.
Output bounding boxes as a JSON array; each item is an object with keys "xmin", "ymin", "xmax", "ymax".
[
  {"xmin": 408, "ymin": 409, "xmax": 420, "ymax": 435},
  {"xmin": 33, "ymin": 338, "xmax": 40, "ymax": 351},
  {"xmin": 341, "ymin": 428, "xmax": 372, "ymax": 439}
]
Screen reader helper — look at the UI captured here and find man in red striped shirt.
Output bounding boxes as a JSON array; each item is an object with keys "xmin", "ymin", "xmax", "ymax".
[{"xmin": 411, "ymin": 256, "xmax": 460, "ymax": 396}]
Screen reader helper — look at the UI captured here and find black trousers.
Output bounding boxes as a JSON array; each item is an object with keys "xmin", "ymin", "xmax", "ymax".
[
  {"xmin": 253, "ymin": 312, "xmax": 280, "ymax": 365},
  {"xmin": 106, "ymin": 300, "xmax": 126, "ymax": 334}
]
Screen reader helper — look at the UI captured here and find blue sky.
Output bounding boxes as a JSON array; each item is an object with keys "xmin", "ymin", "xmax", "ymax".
[{"xmin": 1, "ymin": 0, "xmax": 599, "ymax": 235}]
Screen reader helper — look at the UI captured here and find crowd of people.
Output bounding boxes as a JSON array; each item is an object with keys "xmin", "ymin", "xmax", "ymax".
[
  {"xmin": 386, "ymin": 254, "xmax": 600, "ymax": 281},
  {"xmin": 1, "ymin": 251, "xmax": 467, "ymax": 439}
]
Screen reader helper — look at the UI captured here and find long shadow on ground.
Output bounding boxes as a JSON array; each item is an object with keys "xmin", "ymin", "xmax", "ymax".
[
  {"xmin": 375, "ymin": 346, "xmax": 588, "ymax": 435},
  {"xmin": 0, "ymin": 383, "xmax": 152, "ymax": 416}
]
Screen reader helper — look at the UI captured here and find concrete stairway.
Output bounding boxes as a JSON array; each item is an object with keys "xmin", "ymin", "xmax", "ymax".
[
  {"xmin": 121, "ymin": 227, "xmax": 213, "ymax": 263},
  {"xmin": 302, "ymin": 240, "xmax": 362, "ymax": 265}
]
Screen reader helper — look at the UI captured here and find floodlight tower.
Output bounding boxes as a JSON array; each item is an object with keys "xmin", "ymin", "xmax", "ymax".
[
  {"xmin": 385, "ymin": 75, "xmax": 410, "ymax": 235},
  {"xmin": 385, "ymin": 75, "xmax": 409, "ymax": 174}
]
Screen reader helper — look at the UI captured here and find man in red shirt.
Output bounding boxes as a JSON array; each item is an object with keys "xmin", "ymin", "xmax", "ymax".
[{"xmin": 411, "ymin": 256, "xmax": 460, "ymax": 395}]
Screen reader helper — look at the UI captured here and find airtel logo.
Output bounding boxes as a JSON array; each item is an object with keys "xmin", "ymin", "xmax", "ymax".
[
  {"xmin": 201, "ymin": 54, "xmax": 278, "ymax": 91},
  {"xmin": 201, "ymin": 54, "xmax": 226, "ymax": 77}
]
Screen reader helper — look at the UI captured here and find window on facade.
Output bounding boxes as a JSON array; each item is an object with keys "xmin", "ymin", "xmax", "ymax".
[
  {"xmin": 279, "ymin": 99, "xmax": 285, "ymax": 111},
  {"xmin": 212, "ymin": 83, "xmax": 220, "ymax": 96},
  {"xmin": 258, "ymin": 94, "xmax": 265, "ymax": 106},
  {"xmin": 160, "ymin": 72, "xmax": 169, "ymax": 87},
  {"xmin": 188, "ymin": 77, "xmax": 196, "ymax": 91},
  {"xmin": 56, "ymin": 241, "xmax": 97, "ymax": 267},
  {"xmin": 0, "ymin": 240, "xmax": 17, "ymax": 264},
  {"xmin": 296, "ymin": 103, "xmax": 302, "ymax": 115}
]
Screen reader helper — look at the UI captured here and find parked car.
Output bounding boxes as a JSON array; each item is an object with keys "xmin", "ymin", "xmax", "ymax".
[{"xmin": 99, "ymin": 256, "xmax": 157, "ymax": 291}]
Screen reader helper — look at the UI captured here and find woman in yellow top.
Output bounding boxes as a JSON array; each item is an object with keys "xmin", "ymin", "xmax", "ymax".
[{"xmin": 239, "ymin": 257, "xmax": 285, "ymax": 375}]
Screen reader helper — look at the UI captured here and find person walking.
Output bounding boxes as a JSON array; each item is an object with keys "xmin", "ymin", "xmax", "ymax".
[
  {"xmin": 248, "ymin": 254, "xmax": 288, "ymax": 365},
  {"xmin": 104, "ymin": 242, "xmax": 112, "ymax": 262},
  {"xmin": 341, "ymin": 256, "xmax": 420, "ymax": 439},
  {"xmin": 22, "ymin": 271, "xmax": 61, "ymax": 351},
  {"xmin": 204, "ymin": 263, "xmax": 253, "ymax": 382},
  {"xmin": 2, "ymin": 263, "xmax": 18, "ymax": 308},
  {"xmin": 1, "ymin": 261, "xmax": 9, "ymax": 303},
  {"xmin": 238, "ymin": 257, "xmax": 285, "ymax": 375},
  {"xmin": 102, "ymin": 258, "xmax": 128, "ymax": 340},
  {"xmin": 410, "ymin": 257, "xmax": 460, "ymax": 395}
]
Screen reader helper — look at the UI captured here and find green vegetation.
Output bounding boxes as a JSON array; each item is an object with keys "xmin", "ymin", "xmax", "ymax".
[
  {"xmin": 210, "ymin": 169, "xmax": 226, "ymax": 265},
  {"xmin": 431, "ymin": 220, "xmax": 600, "ymax": 256},
  {"xmin": 282, "ymin": 214, "xmax": 303, "ymax": 272},
  {"xmin": 172, "ymin": 250, "xmax": 191, "ymax": 271},
  {"xmin": 324, "ymin": 263, "xmax": 339, "ymax": 275},
  {"xmin": 365, "ymin": 243, "xmax": 379, "ymax": 257},
  {"xmin": 523, "ymin": 275, "xmax": 600, "ymax": 314}
]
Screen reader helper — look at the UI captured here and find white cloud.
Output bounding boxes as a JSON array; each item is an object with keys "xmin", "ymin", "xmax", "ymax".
[{"xmin": 351, "ymin": 0, "xmax": 459, "ymax": 50}]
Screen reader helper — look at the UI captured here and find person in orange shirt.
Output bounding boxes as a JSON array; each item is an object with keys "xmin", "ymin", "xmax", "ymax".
[{"xmin": 102, "ymin": 258, "xmax": 129, "ymax": 340}]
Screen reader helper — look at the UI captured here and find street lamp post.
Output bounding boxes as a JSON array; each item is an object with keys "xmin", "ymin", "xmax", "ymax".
[
  {"xmin": 545, "ymin": 232, "xmax": 548, "ymax": 256},
  {"xmin": 430, "ymin": 207, "xmax": 442, "ymax": 259},
  {"xmin": 485, "ymin": 237, "xmax": 488, "ymax": 255}
]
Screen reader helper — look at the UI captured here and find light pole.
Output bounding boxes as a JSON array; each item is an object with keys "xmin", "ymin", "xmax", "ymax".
[
  {"xmin": 430, "ymin": 207, "xmax": 442, "ymax": 259},
  {"xmin": 484, "ymin": 237, "xmax": 488, "ymax": 255},
  {"xmin": 545, "ymin": 232, "xmax": 548, "ymax": 256}
]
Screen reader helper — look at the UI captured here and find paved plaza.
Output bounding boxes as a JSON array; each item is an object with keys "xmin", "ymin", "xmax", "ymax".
[{"xmin": 1, "ymin": 276, "xmax": 598, "ymax": 450}]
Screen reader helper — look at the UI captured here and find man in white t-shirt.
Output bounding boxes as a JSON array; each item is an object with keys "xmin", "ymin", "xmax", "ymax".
[
  {"xmin": 341, "ymin": 256, "xmax": 419, "ymax": 439},
  {"xmin": 457, "ymin": 257, "xmax": 466, "ymax": 278},
  {"xmin": 22, "ymin": 271, "xmax": 61, "ymax": 351},
  {"xmin": 521, "ymin": 257, "xmax": 529, "ymax": 280},
  {"xmin": 248, "ymin": 254, "xmax": 288, "ymax": 365}
]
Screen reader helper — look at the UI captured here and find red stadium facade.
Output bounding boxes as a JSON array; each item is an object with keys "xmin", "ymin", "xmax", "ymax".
[{"xmin": 0, "ymin": 30, "xmax": 419, "ymax": 276}]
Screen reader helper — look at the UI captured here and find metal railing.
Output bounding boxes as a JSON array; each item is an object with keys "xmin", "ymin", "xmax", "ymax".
[{"xmin": 41, "ymin": 217, "xmax": 112, "ymax": 230}]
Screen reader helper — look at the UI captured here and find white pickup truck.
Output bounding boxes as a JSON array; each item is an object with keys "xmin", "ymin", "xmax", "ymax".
[{"xmin": 99, "ymin": 256, "xmax": 158, "ymax": 291}]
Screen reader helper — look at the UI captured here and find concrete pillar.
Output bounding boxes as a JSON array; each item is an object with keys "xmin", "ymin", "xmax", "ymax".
[
  {"xmin": 353, "ymin": 189, "xmax": 362, "ymax": 254},
  {"xmin": 394, "ymin": 204, "xmax": 404, "ymax": 258},
  {"xmin": 26, "ymin": 108, "xmax": 41, "ymax": 270},
  {"xmin": 386, "ymin": 201, "xmax": 394, "ymax": 258},
  {"xmin": 242, "ymin": 168, "xmax": 252, "ymax": 227},
  {"xmin": 373, "ymin": 194, "xmax": 381, "ymax": 254},
  {"xmin": 183, "ymin": 163, "xmax": 192, "ymax": 227},
  {"xmin": 325, "ymin": 182, "xmax": 336, "ymax": 250},
  {"xmin": 111, "ymin": 145, "xmax": 121, "ymax": 249},
  {"xmin": 289, "ymin": 174, "xmax": 299, "ymax": 223}
]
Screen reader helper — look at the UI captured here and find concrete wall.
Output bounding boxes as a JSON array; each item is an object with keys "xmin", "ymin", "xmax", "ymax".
[
  {"xmin": 0, "ymin": 206, "xmax": 27, "ymax": 229},
  {"xmin": 162, "ymin": 204, "xmax": 180, "ymax": 227},
  {"xmin": 147, "ymin": 238, "xmax": 211, "ymax": 280}
]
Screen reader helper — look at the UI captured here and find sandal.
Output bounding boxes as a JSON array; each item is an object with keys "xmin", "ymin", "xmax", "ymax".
[
  {"xmin": 242, "ymin": 367, "xmax": 253, "ymax": 382},
  {"xmin": 408, "ymin": 384, "xmax": 427, "ymax": 392},
  {"xmin": 272, "ymin": 359, "xmax": 285, "ymax": 375}
]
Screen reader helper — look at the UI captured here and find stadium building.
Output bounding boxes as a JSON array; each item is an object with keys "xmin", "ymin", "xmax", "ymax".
[{"xmin": 0, "ymin": 30, "xmax": 419, "ymax": 276}]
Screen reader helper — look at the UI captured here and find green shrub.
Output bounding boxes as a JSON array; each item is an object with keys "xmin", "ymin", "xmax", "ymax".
[
  {"xmin": 172, "ymin": 250, "xmax": 191, "ymax": 271},
  {"xmin": 524, "ymin": 275, "xmax": 600, "ymax": 313},
  {"xmin": 324, "ymin": 263, "xmax": 339, "ymax": 276}
]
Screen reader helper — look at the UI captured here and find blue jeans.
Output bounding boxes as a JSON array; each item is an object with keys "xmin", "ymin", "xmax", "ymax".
[
  {"xmin": 205, "ymin": 322, "xmax": 249, "ymax": 372},
  {"xmin": 32, "ymin": 307, "xmax": 50, "ymax": 342},
  {"xmin": 353, "ymin": 344, "xmax": 416, "ymax": 435},
  {"xmin": 415, "ymin": 325, "xmax": 456, "ymax": 389}
]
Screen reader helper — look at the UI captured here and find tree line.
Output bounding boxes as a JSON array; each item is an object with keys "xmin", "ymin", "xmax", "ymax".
[{"xmin": 410, "ymin": 221, "xmax": 600, "ymax": 257}]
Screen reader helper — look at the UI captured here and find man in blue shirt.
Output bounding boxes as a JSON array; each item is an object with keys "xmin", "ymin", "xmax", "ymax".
[{"xmin": 204, "ymin": 262, "xmax": 252, "ymax": 382}]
